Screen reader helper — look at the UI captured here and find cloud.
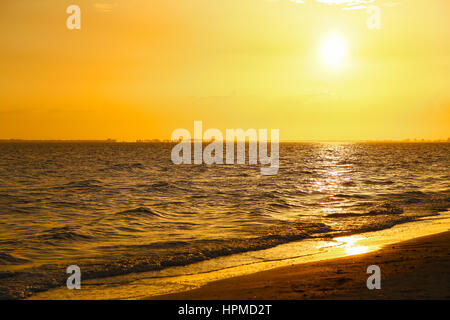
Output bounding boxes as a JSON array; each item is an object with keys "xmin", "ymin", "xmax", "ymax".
[
  {"xmin": 270, "ymin": 0, "xmax": 401, "ymax": 10},
  {"xmin": 382, "ymin": 1, "xmax": 400, "ymax": 7},
  {"xmin": 342, "ymin": 5, "xmax": 370, "ymax": 10},
  {"xmin": 315, "ymin": 0, "xmax": 374, "ymax": 4},
  {"xmin": 93, "ymin": 1, "xmax": 118, "ymax": 13}
]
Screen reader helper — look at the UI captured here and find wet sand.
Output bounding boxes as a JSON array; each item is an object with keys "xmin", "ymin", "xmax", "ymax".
[{"xmin": 152, "ymin": 231, "xmax": 450, "ymax": 300}]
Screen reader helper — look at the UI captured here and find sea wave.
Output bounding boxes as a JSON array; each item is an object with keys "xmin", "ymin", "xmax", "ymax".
[
  {"xmin": 32, "ymin": 226, "xmax": 94, "ymax": 242},
  {"xmin": 115, "ymin": 207, "xmax": 165, "ymax": 218}
]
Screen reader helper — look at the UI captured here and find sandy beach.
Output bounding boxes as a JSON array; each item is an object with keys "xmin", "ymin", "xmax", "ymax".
[{"xmin": 152, "ymin": 231, "xmax": 450, "ymax": 300}]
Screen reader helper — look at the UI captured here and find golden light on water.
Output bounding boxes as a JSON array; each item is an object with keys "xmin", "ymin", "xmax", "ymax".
[
  {"xmin": 318, "ymin": 236, "xmax": 370, "ymax": 256},
  {"xmin": 333, "ymin": 236, "xmax": 370, "ymax": 256},
  {"xmin": 345, "ymin": 245, "xmax": 369, "ymax": 256}
]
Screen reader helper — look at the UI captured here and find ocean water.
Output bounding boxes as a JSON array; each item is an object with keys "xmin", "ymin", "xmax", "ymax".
[{"xmin": 0, "ymin": 142, "xmax": 449, "ymax": 299}]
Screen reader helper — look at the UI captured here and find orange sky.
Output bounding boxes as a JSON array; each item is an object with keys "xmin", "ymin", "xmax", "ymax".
[{"xmin": 0, "ymin": 0, "xmax": 449, "ymax": 141}]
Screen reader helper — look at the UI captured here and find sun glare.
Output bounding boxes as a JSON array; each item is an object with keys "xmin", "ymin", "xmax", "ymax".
[{"xmin": 320, "ymin": 33, "xmax": 348, "ymax": 69}]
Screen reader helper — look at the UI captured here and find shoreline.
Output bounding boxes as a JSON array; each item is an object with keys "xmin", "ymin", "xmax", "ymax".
[{"xmin": 151, "ymin": 230, "xmax": 450, "ymax": 300}]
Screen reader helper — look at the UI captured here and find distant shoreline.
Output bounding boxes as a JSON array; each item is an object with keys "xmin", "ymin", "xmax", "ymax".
[
  {"xmin": 0, "ymin": 139, "xmax": 119, "ymax": 143},
  {"xmin": 0, "ymin": 139, "xmax": 449, "ymax": 144}
]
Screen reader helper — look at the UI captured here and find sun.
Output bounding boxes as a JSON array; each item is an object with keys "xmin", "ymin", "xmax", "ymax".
[{"xmin": 320, "ymin": 33, "xmax": 349, "ymax": 69}]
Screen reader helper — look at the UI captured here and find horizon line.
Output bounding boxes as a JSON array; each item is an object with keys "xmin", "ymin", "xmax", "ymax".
[{"xmin": 1, "ymin": 138, "xmax": 449, "ymax": 143}]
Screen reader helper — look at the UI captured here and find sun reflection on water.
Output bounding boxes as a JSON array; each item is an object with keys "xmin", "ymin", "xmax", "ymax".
[
  {"xmin": 345, "ymin": 245, "xmax": 369, "ymax": 256},
  {"xmin": 317, "ymin": 235, "xmax": 371, "ymax": 256}
]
